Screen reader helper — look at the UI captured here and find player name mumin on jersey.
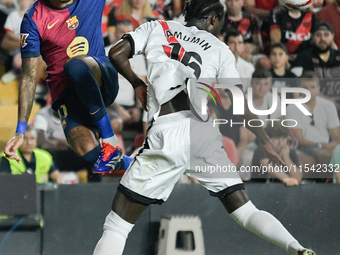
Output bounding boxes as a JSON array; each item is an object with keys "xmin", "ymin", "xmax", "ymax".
[{"xmin": 173, "ymin": 31, "xmax": 212, "ymax": 51}]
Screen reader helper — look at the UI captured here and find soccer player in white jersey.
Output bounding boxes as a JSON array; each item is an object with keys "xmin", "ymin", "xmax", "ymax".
[{"xmin": 93, "ymin": 1, "xmax": 316, "ymax": 254}]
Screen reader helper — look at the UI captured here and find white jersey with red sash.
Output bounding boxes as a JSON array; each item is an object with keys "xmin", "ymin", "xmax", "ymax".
[{"xmin": 124, "ymin": 20, "xmax": 241, "ymax": 123}]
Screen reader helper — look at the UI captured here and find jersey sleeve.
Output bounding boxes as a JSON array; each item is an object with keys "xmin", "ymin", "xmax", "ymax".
[
  {"xmin": 251, "ymin": 14, "xmax": 260, "ymax": 34},
  {"xmin": 33, "ymin": 114, "xmax": 48, "ymax": 132},
  {"xmin": 123, "ymin": 20, "xmax": 158, "ymax": 57},
  {"xmin": 311, "ymin": 13, "xmax": 318, "ymax": 33},
  {"xmin": 20, "ymin": 13, "xmax": 41, "ymax": 58},
  {"xmin": 326, "ymin": 100, "xmax": 340, "ymax": 129},
  {"xmin": 48, "ymin": 161, "xmax": 58, "ymax": 175},
  {"xmin": 269, "ymin": 8, "xmax": 281, "ymax": 31},
  {"xmin": 4, "ymin": 12, "xmax": 17, "ymax": 33}
]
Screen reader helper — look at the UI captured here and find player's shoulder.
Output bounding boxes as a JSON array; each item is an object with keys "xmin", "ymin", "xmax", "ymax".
[
  {"xmin": 317, "ymin": 95, "xmax": 335, "ymax": 107},
  {"xmin": 24, "ymin": 0, "xmax": 40, "ymax": 18},
  {"xmin": 242, "ymin": 11, "xmax": 252, "ymax": 19},
  {"xmin": 297, "ymin": 47, "xmax": 314, "ymax": 59},
  {"xmin": 331, "ymin": 49, "xmax": 340, "ymax": 57},
  {"xmin": 33, "ymin": 148, "xmax": 53, "ymax": 160},
  {"xmin": 238, "ymin": 57, "xmax": 254, "ymax": 68}
]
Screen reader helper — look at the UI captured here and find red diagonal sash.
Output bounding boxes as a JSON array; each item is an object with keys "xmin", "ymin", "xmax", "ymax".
[{"xmin": 286, "ymin": 12, "xmax": 312, "ymax": 53}]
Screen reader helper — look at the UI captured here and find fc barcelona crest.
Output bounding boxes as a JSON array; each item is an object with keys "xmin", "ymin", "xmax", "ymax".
[{"xmin": 66, "ymin": 16, "xmax": 79, "ymax": 30}]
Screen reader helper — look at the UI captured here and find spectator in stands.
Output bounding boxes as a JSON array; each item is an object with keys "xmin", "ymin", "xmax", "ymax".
[
  {"xmin": 220, "ymin": 0, "xmax": 262, "ymax": 58},
  {"xmin": 286, "ymin": 71, "xmax": 340, "ymax": 179},
  {"xmin": 33, "ymin": 105, "xmax": 101, "ymax": 182},
  {"xmin": 291, "ymin": 22, "xmax": 340, "ymax": 112},
  {"xmin": 310, "ymin": 0, "xmax": 324, "ymax": 14},
  {"xmin": 0, "ymin": 0, "xmax": 16, "ymax": 50},
  {"xmin": 247, "ymin": 68, "xmax": 282, "ymax": 128},
  {"xmin": 252, "ymin": 123, "xmax": 302, "ymax": 186},
  {"xmin": 244, "ymin": 0, "xmax": 278, "ymax": 19},
  {"xmin": 224, "ymin": 29, "xmax": 255, "ymax": 91},
  {"xmin": 0, "ymin": 125, "xmax": 62, "ymax": 183},
  {"xmin": 241, "ymin": 69, "xmax": 282, "ymax": 177},
  {"xmin": 109, "ymin": 0, "xmax": 161, "ymax": 30},
  {"xmin": 269, "ymin": 43, "xmax": 298, "ymax": 98},
  {"xmin": 269, "ymin": 6, "xmax": 318, "ymax": 63},
  {"xmin": 291, "ymin": 22, "xmax": 340, "ymax": 78},
  {"xmin": 1, "ymin": 0, "xmax": 46, "ymax": 85},
  {"xmin": 162, "ymin": 0, "xmax": 184, "ymax": 20},
  {"xmin": 317, "ymin": 0, "xmax": 340, "ymax": 49}
]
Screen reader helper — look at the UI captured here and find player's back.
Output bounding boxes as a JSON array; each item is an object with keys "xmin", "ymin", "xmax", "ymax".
[
  {"xmin": 128, "ymin": 20, "xmax": 241, "ymax": 122},
  {"xmin": 142, "ymin": 20, "xmax": 230, "ymax": 81}
]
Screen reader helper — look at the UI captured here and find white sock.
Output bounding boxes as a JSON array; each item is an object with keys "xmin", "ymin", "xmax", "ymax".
[
  {"xmin": 103, "ymin": 136, "xmax": 119, "ymax": 148},
  {"xmin": 93, "ymin": 211, "xmax": 134, "ymax": 255},
  {"xmin": 230, "ymin": 201, "xmax": 304, "ymax": 255}
]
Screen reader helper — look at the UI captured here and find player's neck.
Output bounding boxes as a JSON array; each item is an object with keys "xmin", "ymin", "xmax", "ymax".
[
  {"xmin": 21, "ymin": 151, "xmax": 33, "ymax": 162},
  {"xmin": 306, "ymin": 96, "xmax": 317, "ymax": 110},
  {"xmin": 252, "ymin": 95, "xmax": 264, "ymax": 106},
  {"xmin": 228, "ymin": 11, "xmax": 242, "ymax": 20},
  {"xmin": 273, "ymin": 66, "xmax": 286, "ymax": 76},
  {"xmin": 319, "ymin": 51, "xmax": 330, "ymax": 62},
  {"xmin": 186, "ymin": 20, "xmax": 204, "ymax": 31},
  {"xmin": 132, "ymin": 8, "xmax": 143, "ymax": 19},
  {"xmin": 48, "ymin": 0, "xmax": 74, "ymax": 8}
]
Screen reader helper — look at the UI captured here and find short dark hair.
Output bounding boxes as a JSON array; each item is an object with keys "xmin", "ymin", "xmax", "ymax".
[
  {"xmin": 270, "ymin": 43, "xmax": 288, "ymax": 54},
  {"xmin": 265, "ymin": 122, "xmax": 290, "ymax": 139},
  {"xmin": 300, "ymin": 71, "xmax": 319, "ymax": 86},
  {"xmin": 252, "ymin": 68, "xmax": 272, "ymax": 79},
  {"xmin": 184, "ymin": 0, "xmax": 224, "ymax": 22},
  {"xmin": 224, "ymin": 29, "xmax": 243, "ymax": 43}
]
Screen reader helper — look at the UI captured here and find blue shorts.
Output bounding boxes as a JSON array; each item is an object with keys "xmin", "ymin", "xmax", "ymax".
[{"xmin": 52, "ymin": 56, "xmax": 118, "ymax": 136}]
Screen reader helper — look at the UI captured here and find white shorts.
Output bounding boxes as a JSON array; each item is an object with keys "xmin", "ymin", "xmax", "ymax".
[{"xmin": 118, "ymin": 111, "xmax": 244, "ymax": 205}]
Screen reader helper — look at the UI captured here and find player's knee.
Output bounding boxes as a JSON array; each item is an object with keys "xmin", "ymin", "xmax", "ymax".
[
  {"xmin": 64, "ymin": 58, "xmax": 91, "ymax": 82},
  {"xmin": 230, "ymin": 201, "xmax": 259, "ymax": 228}
]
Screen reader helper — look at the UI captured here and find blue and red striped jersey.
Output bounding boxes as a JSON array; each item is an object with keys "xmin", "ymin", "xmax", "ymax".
[{"xmin": 20, "ymin": 0, "xmax": 106, "ymax": 101}]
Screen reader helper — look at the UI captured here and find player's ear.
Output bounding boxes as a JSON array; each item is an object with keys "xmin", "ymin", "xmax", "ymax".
[
  {"xmin": 207, "ymin": 13, "xmax": 217, "ymax": 30},
  {"xmin": 211, "ymin": 14, "xmax": 218, "ymax": 26}
]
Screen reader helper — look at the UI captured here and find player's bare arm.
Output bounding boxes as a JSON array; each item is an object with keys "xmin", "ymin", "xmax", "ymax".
[
  {"xmin": 225, "ymin": 85, "xmax": 285, "ymax": 166},
  {"xmin": 4, "ymin": 57, "xmax": 38, "ymax": 163},
  {"xmin": 109, "ymin": 39, "xmax": 147, "ymax": 110}
]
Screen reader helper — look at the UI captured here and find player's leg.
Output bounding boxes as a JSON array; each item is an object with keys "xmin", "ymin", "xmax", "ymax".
[
  {"xmin": 219, "ymin": 189, "xmax": 315, "ymax": 255},
  {"xmin": 93, "ymin": 115, "xmax": 191, "ymax": 255},
  {"xmin": 190, "ymin": 120, "xmax": 315, "ymax": 255},
  {"xmin": 93, "ymin": 191, "xmax": 148, "ymax": 255},
  {"xmin": 63, "ymin": 55, "xmax": 126, "ymax": 172}
]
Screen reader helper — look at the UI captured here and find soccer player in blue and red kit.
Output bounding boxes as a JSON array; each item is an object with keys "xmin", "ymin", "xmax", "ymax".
[{"xmin": 4, "ymin": 0, "xmax": 146, "ymax": 173}]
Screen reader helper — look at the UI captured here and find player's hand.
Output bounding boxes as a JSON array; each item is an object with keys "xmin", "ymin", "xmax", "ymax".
[
  {"xmin": 283, "ymin": 178, "xmax": 299, "ymax": 187},
  {"xmin": 135, "ymin": 83, "xmax": 148, "ymax": 111},
  {"xmin": 117, "ymin": 106, "xmax": 132, "ymax": 123},
  {"xmin": 323, "ymin": 142, "xmax": 338, "ymax": 153},
  {"xmin": 260, "ymin": 139, "xmax": 285, "ymax": 167},
  {"xmin": 279, "ymin": 145, "xmax": 290, "ymax": 159},
  {"xmin": 4, "ymin": 134, "xmax": 24, "ymax": 163}
]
